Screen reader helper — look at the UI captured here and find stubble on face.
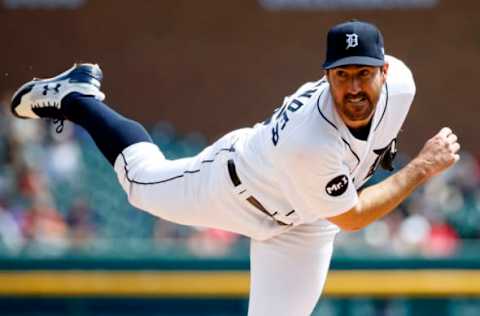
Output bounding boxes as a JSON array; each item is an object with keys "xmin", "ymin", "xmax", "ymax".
[
  {"xmin": 340, "ymin": 91, "xmax": 375, "ymax": 122},
  {"xmin": 327, "ymin": 65, "xmax": 387, "ymax": 128}
]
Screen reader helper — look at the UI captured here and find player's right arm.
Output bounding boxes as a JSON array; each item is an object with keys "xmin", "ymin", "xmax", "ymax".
[{"xmin": 327, "ymin": 127, "xmax": 460, "ymax": 231}]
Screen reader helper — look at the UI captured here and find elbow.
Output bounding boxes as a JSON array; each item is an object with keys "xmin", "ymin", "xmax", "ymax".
[
  {"xmin": 328, "ymin": 211, "xmax": 368, "ymax": 232},
  {"xmin": 337, "ymin": 222, "xmax": 364, "ymax": 232}
]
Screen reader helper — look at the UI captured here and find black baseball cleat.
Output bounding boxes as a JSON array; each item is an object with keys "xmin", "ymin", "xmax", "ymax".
[{"xmin": 11, "ymin": 63, "xmax": 105, "ymax": 121}]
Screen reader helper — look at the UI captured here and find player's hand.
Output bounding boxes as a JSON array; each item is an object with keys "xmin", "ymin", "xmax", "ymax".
[{"xmin": 413, "ymin": 127, "xmax": 460, "ymax": 179}]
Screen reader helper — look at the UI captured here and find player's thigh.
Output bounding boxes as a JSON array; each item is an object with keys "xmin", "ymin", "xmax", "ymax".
[
  {"xmin": 248, "ymin": 221, "xmax": 336, "ymax": 316},
  {"xmin": 115, "ymin": 139, "xmax": 236, "ymax": 227}
]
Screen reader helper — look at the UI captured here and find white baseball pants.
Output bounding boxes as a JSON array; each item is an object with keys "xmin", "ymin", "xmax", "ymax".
[{"xmin": 113, "ymin": 129, "xmax": 337, "ymax": 315}]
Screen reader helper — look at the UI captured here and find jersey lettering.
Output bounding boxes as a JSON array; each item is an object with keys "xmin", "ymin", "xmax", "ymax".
[
  {"xmin": 266, "ymin": 88, "xmax": 318, "ymax": 146},
  {"xmin": 279, "ymin": 110, "xmax": 290, "ymax": 130},
  {"xmin": 287, "ymin": 99, "xmax": 303, "ymax": 112},
  {"xmin": 298, "ymin": 89, "xmax": 317, "ymax": 98},
  {"xmin": 272, "ymin": 123, "xmax": 280, "ymax": 145}
]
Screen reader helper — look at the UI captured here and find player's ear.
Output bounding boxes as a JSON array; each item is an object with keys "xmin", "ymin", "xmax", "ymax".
[
  {"xmin": 381, "ymin": 62, "xmax": 389, "ymax": 81},
  {"xmin": 325, "ymin": 69, "xmax": 332, "ymax": 83}
]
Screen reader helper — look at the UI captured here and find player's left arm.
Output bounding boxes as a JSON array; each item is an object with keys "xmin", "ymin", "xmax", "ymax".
[{"xmin": 327, "ymin": 127, "xmax": 460, "ymax": 231}]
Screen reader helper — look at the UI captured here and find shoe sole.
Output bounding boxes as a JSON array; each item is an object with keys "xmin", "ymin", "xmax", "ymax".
[{"xmin": 11, "ymin": 64, "xmax": 103, "ymax": 119}]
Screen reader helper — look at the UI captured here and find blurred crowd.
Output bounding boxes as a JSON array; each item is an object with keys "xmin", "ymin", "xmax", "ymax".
[
  {"xmin": 0, "ymin": 91, "xmax": 479, "ymax": 258},
  {"xmin": 0, "ymin": 91, "xmax": 94, "ymax": 256},
  {"xmin": 0, "ymin": 91, "xmax": 245, "ymax": 258}
]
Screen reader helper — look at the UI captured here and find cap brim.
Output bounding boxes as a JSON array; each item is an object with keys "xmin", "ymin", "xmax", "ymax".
[{"xmin": 323, "ymin": 56, "xmax": 385, "ymax": 69}]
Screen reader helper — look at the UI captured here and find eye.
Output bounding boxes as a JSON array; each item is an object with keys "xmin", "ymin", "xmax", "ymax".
[
  {"xmin": 336, "ymin": 70, "xmax": 348, "ymax": 78},
  {"xmin": 359, "ymin": 69, "xmax": 371, "ymax": 77}
]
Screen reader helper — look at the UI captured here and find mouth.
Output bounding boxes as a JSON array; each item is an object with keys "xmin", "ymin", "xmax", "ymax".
[
  {"xmin": 345, "ymin": 94, "xmax": 368, "ymax": 106},
  {"xmin": 340, "ymin": 93, "xmax": 374, "ymax": 121}
]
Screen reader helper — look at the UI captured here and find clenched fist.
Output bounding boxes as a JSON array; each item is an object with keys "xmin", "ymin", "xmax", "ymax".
[{"xmin": 413, "ymin": 127, "xmax": 461, "ymax": 179}]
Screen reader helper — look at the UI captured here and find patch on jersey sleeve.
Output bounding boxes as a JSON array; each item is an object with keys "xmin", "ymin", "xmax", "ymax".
[{"xmin": 325, "ymin": 175, "xmax": 349, "ymax": 197}]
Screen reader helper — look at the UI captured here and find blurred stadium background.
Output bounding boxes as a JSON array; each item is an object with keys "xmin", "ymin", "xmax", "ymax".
[{"xmin": 1, "ymin": 0, "xmax": 480, "ymax": 315}]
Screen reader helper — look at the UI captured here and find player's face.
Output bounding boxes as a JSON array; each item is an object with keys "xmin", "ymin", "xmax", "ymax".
[{"xmin": 327, "ymin": 63, "xmax": 388, "ymax": 128}]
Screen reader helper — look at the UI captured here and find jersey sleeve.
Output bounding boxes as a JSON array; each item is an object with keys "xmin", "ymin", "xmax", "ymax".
[
  {"xmin": 383, "ymin": 55, "xmax": 416, "ymax": 139},
  {"xmin": 385, "ymin": 55, "xmax": 416, "ymax": 98},
  {"xmin": 274, "ymin": 139, "xmax": 359, "ymax": 220}
]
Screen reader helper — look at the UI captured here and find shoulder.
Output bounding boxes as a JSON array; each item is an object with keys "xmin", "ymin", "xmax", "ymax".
[
  {"xmin": 276, "ymin": 79, "xmax": 345, "ymax": 165},
  {"xmin": 385, "ymin": 55, "xmax": 416, "ymax": 97},
  {"xmin": 275, "ymin": 123, "xmax": 346, "ymax": 171}
]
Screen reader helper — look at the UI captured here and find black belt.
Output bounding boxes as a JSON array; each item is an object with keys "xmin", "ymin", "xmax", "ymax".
[{"xmin": 227, "ymin": 159, "xmax": 291, "ymax": 226}]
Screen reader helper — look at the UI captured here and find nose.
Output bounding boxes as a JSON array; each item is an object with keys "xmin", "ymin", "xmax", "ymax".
[{"xmin": 347, "ymin": 77, "xmax": 362, "ymax": 94}]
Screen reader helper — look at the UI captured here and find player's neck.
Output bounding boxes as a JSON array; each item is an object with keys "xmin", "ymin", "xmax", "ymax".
[{"xmin": 347, "ymin": 119, "xmax": 372, "ymax": 141}]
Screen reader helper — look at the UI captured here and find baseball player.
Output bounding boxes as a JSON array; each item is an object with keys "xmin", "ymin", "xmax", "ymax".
[{"xmin": 10, "ymin": 20, "xmax": 460, "ymax": 315}]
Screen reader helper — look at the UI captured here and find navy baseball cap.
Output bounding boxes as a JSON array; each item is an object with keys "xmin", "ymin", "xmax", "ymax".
[{"xmin": 323, "ymin": 20, "xmax": 385, "ymax": 69}]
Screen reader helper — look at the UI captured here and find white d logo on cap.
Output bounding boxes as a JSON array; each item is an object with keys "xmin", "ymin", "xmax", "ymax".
[{"xmin": 345, "ymin": 33, "xmax": 359, "ymax": 50}]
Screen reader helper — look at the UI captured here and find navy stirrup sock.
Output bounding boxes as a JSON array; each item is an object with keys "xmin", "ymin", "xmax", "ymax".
[{"xmin": 62, "ymin": 93, "xmax": 153, "ymax": 165}]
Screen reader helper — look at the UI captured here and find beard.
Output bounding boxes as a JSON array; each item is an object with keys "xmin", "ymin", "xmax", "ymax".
[{"xmin": 337, "ymin": 92, "xmax": 376, "ymax": 122}]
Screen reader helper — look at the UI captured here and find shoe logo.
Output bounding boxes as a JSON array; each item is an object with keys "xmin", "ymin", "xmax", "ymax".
[{"xmin": 42, "ymin": 83, "xmax": 61, "ymax": 96}]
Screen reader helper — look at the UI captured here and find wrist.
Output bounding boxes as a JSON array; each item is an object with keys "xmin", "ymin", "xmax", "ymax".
[{"xmin": 406, "ymin": 158, "xmax": 430, "ymax": 184}]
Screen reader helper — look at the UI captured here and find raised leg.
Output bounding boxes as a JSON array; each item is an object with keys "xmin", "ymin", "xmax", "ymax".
[{"xmin": 62, "ymin": 93, "xmax": 152, "ymax": 165}]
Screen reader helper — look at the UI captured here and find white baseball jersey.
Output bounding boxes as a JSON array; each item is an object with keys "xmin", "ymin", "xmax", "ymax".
[
  {"xmin": 234, "ymin": 54, "xmax": 415, "ymax": 224},
  {"xmin": 113, "ymin": 54, "xmax": 415, "ymax": 316}
]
